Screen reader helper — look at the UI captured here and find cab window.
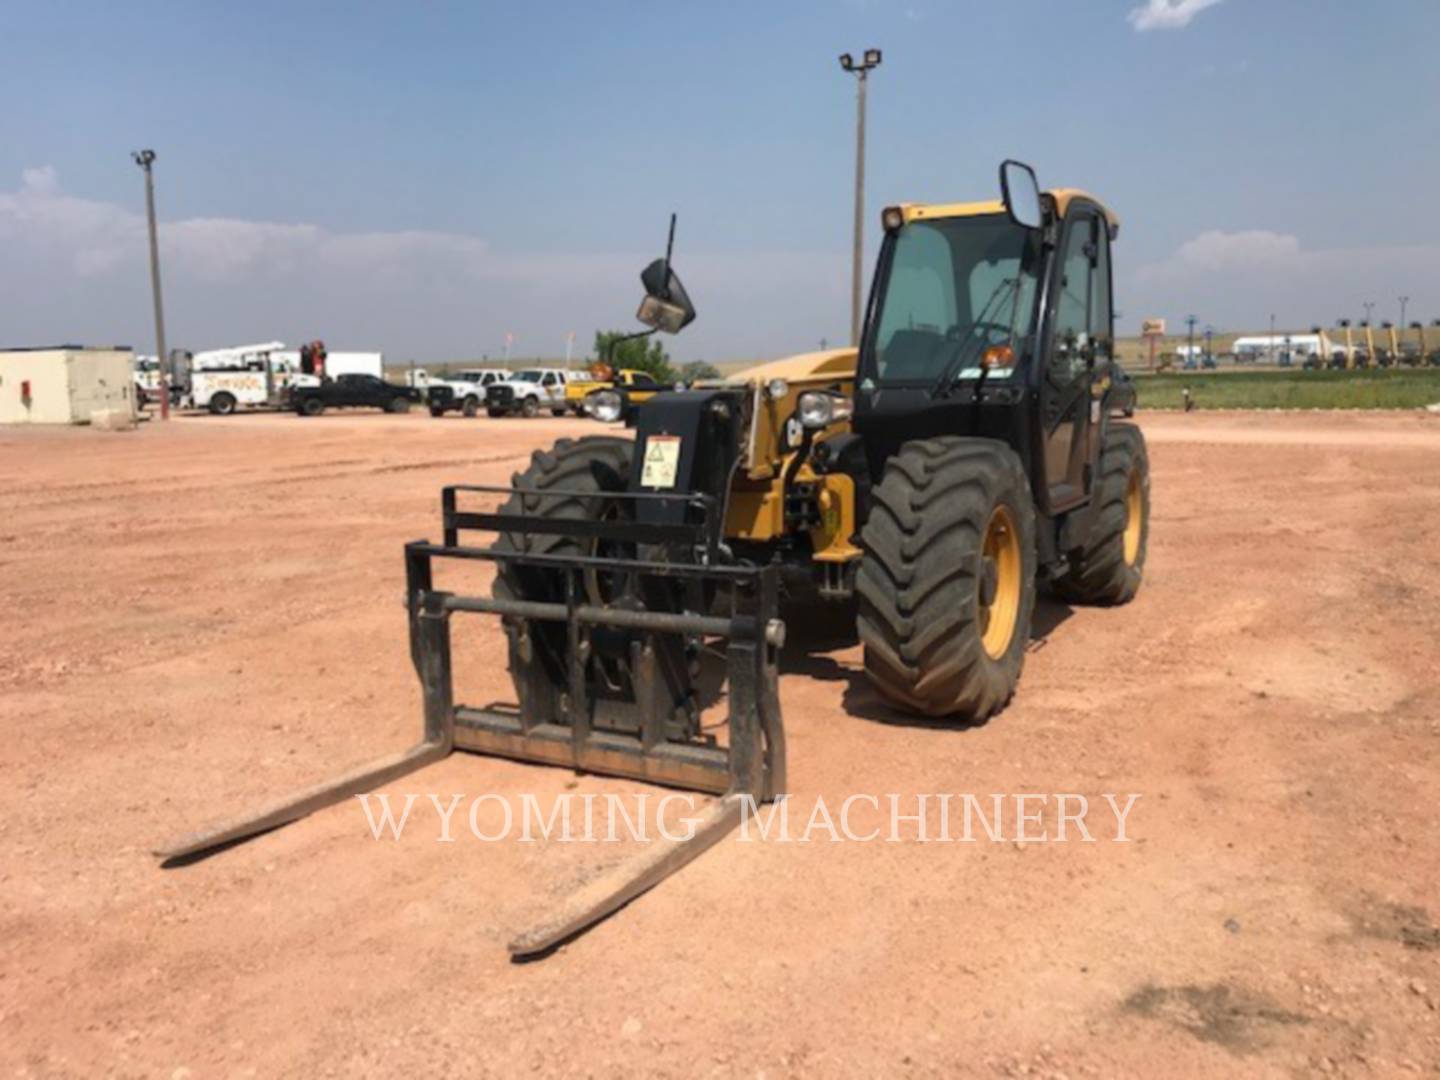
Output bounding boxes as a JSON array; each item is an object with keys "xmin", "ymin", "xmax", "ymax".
[
  {"xmin": 1049, "ymin": 211, "xmax": 1107, "ymax": 384},
  {"xmin": 870, "ymin": 215, "xmax": 1040, "ymax": 383}
]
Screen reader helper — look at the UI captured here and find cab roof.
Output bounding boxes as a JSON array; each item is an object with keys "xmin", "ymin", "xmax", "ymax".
[{"xmin": 893, "ymin": 188, "xmax": 1120, "ymax": 235}]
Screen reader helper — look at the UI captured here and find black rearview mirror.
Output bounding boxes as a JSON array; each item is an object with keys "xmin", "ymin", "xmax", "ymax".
[
  {"xmin": 637, "ymin": 259, "xmax": 695, "ymax": 334},
  {"xmin": 635, "ymin": 213, "xmax": 696, "ymax": 334},
  {"xmin": 1000, "ymin": 159, "xmax": 1042, "ymax": 230}
]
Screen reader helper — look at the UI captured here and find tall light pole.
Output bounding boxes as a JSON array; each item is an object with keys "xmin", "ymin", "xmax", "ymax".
[
  {"xmin": 132, "ymin": 149, "xmax": 169, "ymax": 419},
  {"xmin": 1399, "ymin": 295, "xmax": 1410, "ymax": 329},
  {"xmin": 839, "ymin": 48, "xmax": 881, "ymax": 348},
  {"xmin": 1185, "ymin": 314, "xmax": 1197, "ymax": 365},
  {"xmin": 1268, "ymin": 312, "xmax": 1276, "ymax": 364}
]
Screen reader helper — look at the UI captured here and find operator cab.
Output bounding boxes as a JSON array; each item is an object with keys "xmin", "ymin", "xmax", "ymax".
[{"xmin": 855, "ymin": 161, "xmax": 1123, "ymax": 515}]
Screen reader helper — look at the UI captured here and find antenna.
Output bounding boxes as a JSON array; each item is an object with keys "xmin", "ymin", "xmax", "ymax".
[{"xmin": 660, "ymin": 213, "xmax": 677, "ymax": 298}]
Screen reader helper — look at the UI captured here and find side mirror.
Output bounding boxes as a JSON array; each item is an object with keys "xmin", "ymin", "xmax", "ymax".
[
  {"xmin": 636, "ymin": 258, "xmax": 696, "ymax": 334},
  {"xmin": 1000, "ymin": 159, "xmax": 1043, "ymax": 230}
]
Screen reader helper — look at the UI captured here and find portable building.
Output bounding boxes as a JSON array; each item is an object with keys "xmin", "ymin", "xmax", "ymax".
[{"xmin": 0, "ymin": 346, "xmax": 137, "ymax": 424}]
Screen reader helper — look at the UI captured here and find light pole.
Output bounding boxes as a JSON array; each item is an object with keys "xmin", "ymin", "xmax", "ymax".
[
  {"xmin": 131, "ymin": 149, "xmax": 169, "ymax": 420},
  {"xmin": 1268, "ymin": 312, "xmax": 1276, "ymax": 365},
  {"xmin": 1362, "ymin": 300, "xmax": 1375, "ymax": 326},
  {"xmin": 1185, "ymin": 314, "xmax": 1197, "ymax": 366},
  {"xmin": 1399, "ymin": 295, "xmax": 1409, "ymax": 329},
  {"xmin": 839, "ymin": 48, "xmax": 882, "ymax": 347}
]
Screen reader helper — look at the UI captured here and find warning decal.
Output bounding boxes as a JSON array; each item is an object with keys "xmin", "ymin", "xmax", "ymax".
[{"xmin": 640, "ymin": 435, "xmax": 682, "ymax": 488}]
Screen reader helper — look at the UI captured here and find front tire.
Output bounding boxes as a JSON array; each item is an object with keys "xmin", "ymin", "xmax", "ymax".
[
  {"xmin": 462, "ymin": 396, "xmax": 479, "ymax": 418},
  {"xmin": 521, "ymin": 396, "xmax": 540, "ymax": 419},
  {"xmin": 388, "ymin": 397, "xmax": 411, "ymax": 414},
  {"xmin": 493, "ymin": 436, "xmax": 635, "ymax": 600},
  {"xmin": 299, "ymin": 396, "xmax": 325, "ymax": 417},
  {"xmin": 856, "ymin": 438, "xmax": 1037, "ymax": 721},
  {"xmin": 209, "ymin": 391, "xmax": 237, "ymax": 416},
  {"xmin": 1052, "ymin": 424, "xmax": 1149, "ymax": 605}
]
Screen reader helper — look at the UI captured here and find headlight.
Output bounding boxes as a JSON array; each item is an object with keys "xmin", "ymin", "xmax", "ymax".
[
  {"xmin": 587, "ymin": 389, "xmax": 624, "ymax": 422},
  {"xmin": 797, "ymin": 390, "xmax": 854, "ymax": 429},
  {"xmin": 766, "ymin": 377, "xmax": 789, "ymax": 401}
]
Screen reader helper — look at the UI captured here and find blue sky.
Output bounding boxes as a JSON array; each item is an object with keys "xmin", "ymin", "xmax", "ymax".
[{"xmin": 3, "ymin": 0, "xmax": 1438, "ymax": 361}]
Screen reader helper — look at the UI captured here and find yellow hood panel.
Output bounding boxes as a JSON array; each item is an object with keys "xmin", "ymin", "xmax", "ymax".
[{"xmin": 730, "ymin": 348, "xmax": 858, "ymax": 384}]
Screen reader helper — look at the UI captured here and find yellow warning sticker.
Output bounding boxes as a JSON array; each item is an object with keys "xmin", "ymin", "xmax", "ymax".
[{"xmin": 641, "ymin": 435, "xmax": 682, "ymax": 488}]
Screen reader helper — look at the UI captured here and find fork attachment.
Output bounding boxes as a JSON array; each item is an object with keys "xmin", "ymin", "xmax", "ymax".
[{"xmin": 156, "ymin": 484, "xmax": 786, "ymax": 956}]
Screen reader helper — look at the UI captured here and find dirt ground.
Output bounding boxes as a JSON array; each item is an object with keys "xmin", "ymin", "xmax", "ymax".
[{"xmin": 3, "ymin": 408, "xmax": 1439, "ymax": 1078}]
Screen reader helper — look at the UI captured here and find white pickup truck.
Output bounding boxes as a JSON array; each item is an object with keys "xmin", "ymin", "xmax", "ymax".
[
  {"xmin": 483, "ymin": 368, "xmax": 570, "ymax": 418},
  {"xmin": 420, "ymin": 368, "xmax": 510, "ymax": 417}
]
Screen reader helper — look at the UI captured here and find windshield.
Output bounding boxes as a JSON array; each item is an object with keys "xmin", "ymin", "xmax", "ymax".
[
  {"xmin": 513, "ymin": 371, "xmax": 542, "ymax": 382},
  {"xmin": 867, "ymin": 214, "xmax": 1040, "ymax": 384}
]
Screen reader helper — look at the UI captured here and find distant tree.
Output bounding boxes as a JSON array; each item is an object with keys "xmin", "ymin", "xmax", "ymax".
[
  {"xmin": 679, "ymin": 360, "xmax": 722, "ymax": 383},
  {"xmin": 593, "ymin": 331, "xmax": 674, "ymax": 383}
]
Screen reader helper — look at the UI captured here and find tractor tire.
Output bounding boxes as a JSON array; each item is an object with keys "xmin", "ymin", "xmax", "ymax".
[
  {"xmin": 1052, "ymin": 424, "xmax": 1149, "ymax": 605},
  {"xmin": 521, "ymin": 396, "xmax": 541, "ymax": 419},
  {"xmin": 462, "ymin": 396, "xmax": 480, "ymax": 418},
  {"xmin": 856, "ymin": 437, "xmax": 1037, "ymax": 721},
  {"xmin": 209, "ymin": 391, "xmax": 237, "ymax": 416},
  {"xmin": 487, "ymin": 407, "xmax": 506, "ymax": 418},
  {"xmin": 492, "ymin": 436, "xmax": 636, "ymax": 603},
  {"xmin": 299, "ymin": 396, "xmax": 325, "ymax": 417}
]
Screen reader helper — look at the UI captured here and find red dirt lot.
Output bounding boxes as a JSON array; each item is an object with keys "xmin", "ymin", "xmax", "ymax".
[{"xmin": 2, "ymin": 408, "xmax": 1439, "ymax": 1077}]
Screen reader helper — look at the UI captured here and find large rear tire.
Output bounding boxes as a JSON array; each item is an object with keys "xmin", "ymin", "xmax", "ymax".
[
  {"xmin": 856, "ymin": 437, "xmax": 1037, "ymax": 721},
  {"xmin": 1052, "ymin": 423, "xmax": 1149, "ymax": 605}
]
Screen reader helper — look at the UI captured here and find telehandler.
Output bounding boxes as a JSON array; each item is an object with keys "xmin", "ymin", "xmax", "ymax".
[{"xmin": 159, "ymin": 161, "xmax": 1148, "ymax": 956}]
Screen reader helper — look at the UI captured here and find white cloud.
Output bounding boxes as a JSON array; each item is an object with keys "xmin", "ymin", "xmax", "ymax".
[
  {"xmin": 0, "ymin": 167, "xmax": 848, "ymax": 362},
  {"xmin": 1125, "ymin": 229, "xmax": 1440, "ymax": 332},
  {"xmin": 1168, "ymin": 229, "xmax": 1301, "ymax": 272},
  {"xmin": 1127, "ymin": 0, "xmax": 1224, "ymax": 32}
]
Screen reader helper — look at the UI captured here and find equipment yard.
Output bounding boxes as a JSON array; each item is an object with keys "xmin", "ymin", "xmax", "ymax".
[{"xmin": 1, "ymin": 409, "xmax": 1438, "ymax": 1076}]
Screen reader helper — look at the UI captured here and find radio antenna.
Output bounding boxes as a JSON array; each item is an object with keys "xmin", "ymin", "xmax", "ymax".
[{"xmin": 661, "ymin": 213, "xmax": 677, "ymax": 297}]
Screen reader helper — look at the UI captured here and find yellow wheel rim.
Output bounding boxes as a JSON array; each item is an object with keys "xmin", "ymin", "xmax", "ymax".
[
  {"xmin": 1122, "ymin": 469, "xmax": 1143, "ymax": 567},
  {"xmin": 979, "ymin": 505, "xmax": 1022, "ymax": 660}
]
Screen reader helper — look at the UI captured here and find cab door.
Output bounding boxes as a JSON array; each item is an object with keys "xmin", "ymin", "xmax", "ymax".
[{"xmin": 1039, "ymin": 205, "xmax": 1112, "ymax": 511}]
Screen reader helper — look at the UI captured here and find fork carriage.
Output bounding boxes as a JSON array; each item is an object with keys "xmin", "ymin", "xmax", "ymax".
[{"xmin": 159, "ymin": 483, "xmax": 787, "ymax": 956}]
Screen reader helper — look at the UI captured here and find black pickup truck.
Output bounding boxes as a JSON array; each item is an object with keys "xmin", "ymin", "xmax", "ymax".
[{"xmin": 292, "ymin": 374, "xmax": 422, "ymax": 417}]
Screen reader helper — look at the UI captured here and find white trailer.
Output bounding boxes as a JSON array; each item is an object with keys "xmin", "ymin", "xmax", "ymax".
[
  {"xmin": 0, "ymin": 346, "xmax": 137, "ymax": 425},
  {"xmin": 272, "ymin": 350, "xmax": 383, "ymax": 379}
]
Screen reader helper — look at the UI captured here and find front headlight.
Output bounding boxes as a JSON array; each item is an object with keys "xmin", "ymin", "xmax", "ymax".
[
  {"xmin": 587, "ymin": 389, "xmax": 624, "ymax": 422},
  {"xmin": 797, "ymin": 390, "xmax": 854, "ymax": 429}
]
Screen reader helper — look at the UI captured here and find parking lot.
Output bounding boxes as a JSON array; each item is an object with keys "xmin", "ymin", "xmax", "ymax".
[{"xmin": 3, "ymin": 408, "xmax": 1439, "ymax": 1075}]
